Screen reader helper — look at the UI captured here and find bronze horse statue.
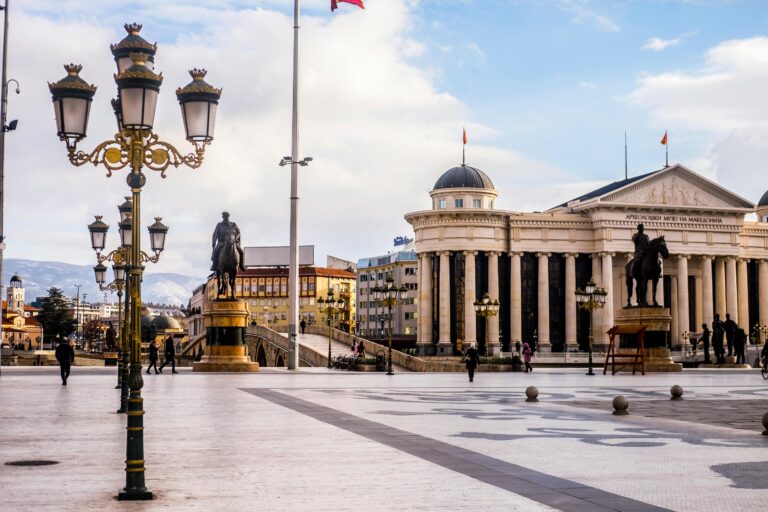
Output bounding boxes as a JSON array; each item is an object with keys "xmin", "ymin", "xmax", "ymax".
[
  {"xmin": 215, "ymin": 229, "xmax": 240, "ymax": 299},
  {"xmin": 625, "ymin": 235, "xmax": 669, "ymax": 307}
]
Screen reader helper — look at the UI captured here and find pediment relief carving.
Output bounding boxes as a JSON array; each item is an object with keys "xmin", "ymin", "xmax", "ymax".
[{"xmin": 604, "ymin": 168, "xmax": 748, "ymax": 209}]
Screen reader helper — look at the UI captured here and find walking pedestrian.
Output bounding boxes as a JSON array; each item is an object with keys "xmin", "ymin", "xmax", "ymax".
[
  {"xmin": 158, "ymin": 336, "xmax": 178, "ymax": 373},
  {"xmin": 734, "ymin": 327, "xmax": 746, "ymax": 365},
  {"xmin": 351, "ymin": 340, "xmax": 358, "ymax": 356},
  {"xmin": 357, "ymin": 341, "xmax": 366, "ymax": 358},
  {"xmin": 464, "ymin": 343, "xmax": 480, "ymax": 382},
  {"xmin": 55, "ymin": 339, "xmax": 75, "ymax": 385},
  {"xmin": 146, "ymin": 341, "xmax": 159, "ymax": 374},
  {"xmin": 300, "ymin": 319, "xmax": 307, "ymax": 334},
  {"xmin": 723, "ymin": 313, "xmax": 736, "ymax": 357},
  {"xmin": 700, "ymin": 323, "xmax": 711, "ymax": 364},
  {"xmin": 523, "ymin": 342, "xmax": 533, "ymax": 373},
  {"xmin": 712, "ymin": 314, "xmax": 725, "ymax": 365}
]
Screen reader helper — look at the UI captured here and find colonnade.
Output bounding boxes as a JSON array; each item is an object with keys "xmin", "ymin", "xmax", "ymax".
[{"xmin": 416, "ymin": 250, "xmax": 768, "ymax": 354}]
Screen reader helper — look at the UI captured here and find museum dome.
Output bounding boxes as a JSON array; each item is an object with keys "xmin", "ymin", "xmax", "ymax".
[
  {"xmin": 432, "ymin": 165, "xmax": 494, "ymax": 191},
  {"xmin": 151, "ymin": 314, "xmax": 181, "ymax": 331},
  {"xmin": 758, "ymin": 190, "xmax": 768, "ymax": 207},
  {"xmin": 9, "ymin": 274, "xmax": 21, "ymax": 284}
]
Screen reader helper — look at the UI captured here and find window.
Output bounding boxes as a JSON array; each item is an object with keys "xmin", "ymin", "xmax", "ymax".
[
  {"xmin": 455, "ymin": 198, "xmax": 464, "ymax": 208},
  {"xmin": 405, "ymin": 267, "xmax": 417, "ymax": 276},
  {"xmin": 439, "ymin": 199, "xmax": 446, "ymax": 209},
  {"xmin": 490, "ymin": 200, "xmax": 495, "ymax": 209},
  {"xmin": 473, "ymin": 198, "xmax": 482, "ymax": 208}
]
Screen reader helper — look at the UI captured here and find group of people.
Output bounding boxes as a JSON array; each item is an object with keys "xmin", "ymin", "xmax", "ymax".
[
  {"xmin": 146, "ymin": 336, "xmax": 178, "ymax": 374},
  {"xmin": 463, "ymin": 341, "xmax": 534, "ymax": 382},
  {"xmin": 351, "ymin": 340, "xmax": 366, "ymax": 357},
  {"xmin": 697, "ymin": 313, "xmax": 746, "ymax": 365}
]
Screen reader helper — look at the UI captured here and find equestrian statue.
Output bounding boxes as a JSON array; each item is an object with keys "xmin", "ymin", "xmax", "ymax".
[
  {"xmin": 625, "ymin": 223, "xmax": 670, "ymax": 307},
  {"xmin": 211, "ymin": 211, "xmax": 247, "ymax": 299}
]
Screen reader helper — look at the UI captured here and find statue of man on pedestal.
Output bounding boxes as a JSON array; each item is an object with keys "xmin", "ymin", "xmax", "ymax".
[{"xmin": 211, "ymin": 211, "xmax": 246, "ymax": 272}]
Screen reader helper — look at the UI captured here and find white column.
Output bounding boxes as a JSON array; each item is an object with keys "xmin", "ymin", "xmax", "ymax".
[
  {"xmin": 759, "ymin": 260, "xmax": 768, "ymax": 342},
  {"xmin": 695, "ymin": 275, "xmax": 703, "ymax": 330},
  {"xmin": 670, "ymin": 277, "xmax": 679, "ymax": 346},
  {"xmin": 701, "ymin": 256, "xmax": 714, "ymax": 330},
  {"xmin": 417, "ymin": 252, "xmax": 433, "ymax": 353},
  {"xmin": 510, "ymin": 252, "xmax": 522, "ymax": 343},
  {"xmin": 537, "ymin": 252, "xmax": 550, "ymax": 351},
  {"xmin": 464, "ymin": 251, "xmax": 477, "ymax": 346},
  {"xmin": 602, "ymin": 253, "xmax": 615, "ymax": 339},
  {"xmin": 565, "ymin": 253, "xmax": 577, "ymax": 347},
  {"xmin": 737, "ymin": 259, "xmax": 749, "ymax": 331},
  {"xmin": 726, "ymin": 257, "xmax": 738, "ymax": 324},
  {"xmin": 591, "ymin": 254, "xmax": 603, "ymax": 343},
  {"xmin": 487, "ymin": 252, "xmax": 500, "ymax": 355},
  {"xmin": 656, "ymin": 258, "xmax": 665, "ymax": 307},
  {"xmin": 715, "ymin": 257, "xmax": 726, "ymax": 318},
  {"xmin": 677, "ymin": 255, "xmax": 690, "ymax": 348},
  {"xmin": 438, "ymin": 251, "xmax": 451, "ymax": 353}
]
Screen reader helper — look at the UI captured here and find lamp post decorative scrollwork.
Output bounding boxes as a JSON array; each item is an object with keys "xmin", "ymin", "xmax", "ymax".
[
  {"xmin": 372, "ymin": 274, "xmax": 408, "ymax": 376},
  {"xmin": 473, "ymin": 293, "xmax": 500, "ymax": 357},
  {"xmin": 50, "ymin": 23, "xmax": 220, "ymax": 501},
  {"xmin": 318, "ymin": 290, "xmax": 345, "ymax": 369}
]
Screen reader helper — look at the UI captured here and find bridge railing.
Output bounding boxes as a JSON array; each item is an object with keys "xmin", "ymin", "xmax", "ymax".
[{"xmin": 246, "ymin": 325, "xmax": 321, "ymax": 367}]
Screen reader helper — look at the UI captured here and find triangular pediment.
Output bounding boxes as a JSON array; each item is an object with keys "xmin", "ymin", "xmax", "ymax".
[{"xmin": 595, "ymin": 165, "xmax": 753, "ymax": 210}]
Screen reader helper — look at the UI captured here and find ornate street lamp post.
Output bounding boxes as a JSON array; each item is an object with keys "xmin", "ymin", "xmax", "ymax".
[
  {"xmin": 49, "ymin": 23, "xmax": 220, "ymax": 501},
  {"xmin": 318, "ymin": 290, "xmax": 345, "ymax": 369},
  {"xmin": 372, "ymin": 274, "xmax": 407, "ymax": 376},
  {"xmin": 93, "ymin": 259, "xmax": 125, "ymax": 386},
  {"xmin": 473, "ymin": 292, "xmax": 500, "ymax": 357},
  {"xmin": 575, "ymin": 278, "xmax": 607, "ymax": 376}
]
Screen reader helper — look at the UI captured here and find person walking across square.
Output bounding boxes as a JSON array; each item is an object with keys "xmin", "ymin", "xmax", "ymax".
[
  {"xmin": 146, "ymin": 341, "xmax": 159, "ymax": 374},
  {"xmin": 55, "ymin": 339, "xmax": 75, "ymax": 385},
  {"xmin": 723, "ymin": 313, "xmax": 736, "ymax": 357},
  {"xmin": 464, "ymin": 343, "xmax": 480, "ymax": 382},
  {"xmin": 523, "ymin": 342, "xmax": 533, "ymax": 373},
  {"xmin": 158, "ymin": 336, "xmax": 177, "ymax": 373},
  {"xmin": 700, "ymin": 323, "xmax": 711, "ymax": 364},
  {"xmin": 734, "ymin": 327, "xmax": 746, "ymax": 365}
]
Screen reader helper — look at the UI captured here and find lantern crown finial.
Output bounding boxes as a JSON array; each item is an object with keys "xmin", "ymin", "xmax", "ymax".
[
  {"xmin": 65, "ymin": 63, "xmax": 83, "ymax": 76},
  {"xmin": 124, "ymin": 23, "xmax": 143, "ymax": 35},
  {"xmin": 129, "ymin": 52, "xmax": 149, "ymax": 66},
  {"xmin": 190, "ymin": 68, "xmax": 207, "ymax": 81}
]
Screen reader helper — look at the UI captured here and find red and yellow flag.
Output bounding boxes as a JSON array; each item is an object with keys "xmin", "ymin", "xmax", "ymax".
[
  {"xmin": 331, "ymin": 0, "xmax": 365, "ymax": 11},
  {"xmin": 660, "ymin": 131, "xmax": 668, "ymax": 145},
  {"xmin": 463, "ymin": 127, "xmax": 467, "ymax": 145}
]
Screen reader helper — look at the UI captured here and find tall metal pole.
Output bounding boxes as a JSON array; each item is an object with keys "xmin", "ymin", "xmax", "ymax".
[
  {"xmin": 115, "ymin": 288, "xmax": 123, "ymax": 389},
  {"xmin": 74, "ymin": 284, "xmax": 82, "ymax": 345},
  {"xmin": 387, "ymin": 301, "xmax": 393, "ymax": 375},
  {"xmin": 118, "ymin": 275, "xmax": 130, "ymax": 413},
  {"xmin": 287, "ymin": 0, "xmax": 301, "ymax": 370},
  {"xmin": 0, "ymin": 1, "xmax": 8, "ymax": 374}
]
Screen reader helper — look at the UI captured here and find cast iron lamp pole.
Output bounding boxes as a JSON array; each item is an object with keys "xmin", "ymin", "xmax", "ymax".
[
  {"xmin": 372, "ymin": 274, "xmax": 407, "ymax": 376},
  {"xmin": 49, "ymin": 23, "xmax": 220, "ymax": 501},
  {"xmin": 575, "ymin": 277, "xmax": 607, "ymax": 376},
  {"xmin": 318, "ymin": 290, "xmax": 345, "ymax": 368},
  {"xmin": 473, "ymin": 292, "xmax": 500, "ymax": 357}
]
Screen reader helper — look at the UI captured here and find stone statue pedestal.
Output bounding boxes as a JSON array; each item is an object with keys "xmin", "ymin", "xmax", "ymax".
[
  {"xmin": 614, "ymin": 307, "xmax": 681, "ymax": 372},
  {"xmin": 193, "ymin": 299, "xmax": 259, "ymax": 373}
]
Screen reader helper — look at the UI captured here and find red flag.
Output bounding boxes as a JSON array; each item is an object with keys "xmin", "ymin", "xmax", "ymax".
[
  {"xmin": 463, "ymin": 127, "xmax": 467, "ymax": 145},
  {"xmin": 660, "ymin": 131, "xmax": 667, "ymax": 145},
  {"xmin": 331, "ymin": 0, "xmax": 365, "ymax": 11}
]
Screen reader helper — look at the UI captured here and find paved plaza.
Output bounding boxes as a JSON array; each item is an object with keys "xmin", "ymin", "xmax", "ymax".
[{"xmin": 1, "ymin": 366, "xmax": 766, "ymax": 511}]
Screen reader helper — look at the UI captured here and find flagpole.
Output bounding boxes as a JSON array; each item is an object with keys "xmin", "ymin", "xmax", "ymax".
[
  {"xmin": 624, "ymin": 131, "xmax": 628, "ymax": 180},
  {"xmin": 287, "ymin": 0, "xmax": 301, "ymax": 370},
  {"xmin": 665, "ymin": 131, "xmax": 669, "ymax": 167}
]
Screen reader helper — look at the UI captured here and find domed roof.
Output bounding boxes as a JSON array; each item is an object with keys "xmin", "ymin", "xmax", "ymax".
[
  {"xmin": 759, "ymin": 190, "xmax": 768, "ymax": 207},
  {"xmin": 10, "ymin": 274, "xmax": 21, "ymax": 283},
  {"xmin": 151, "ymin": 314, "xmax": 181, "ymax": 331},
  {"xmin": 433, "ymin": 165, "xmax": 494, "ymax": 191},
  {"xmin": 141, "ymin": 314, "xmax": 156, "ymax": 327}
]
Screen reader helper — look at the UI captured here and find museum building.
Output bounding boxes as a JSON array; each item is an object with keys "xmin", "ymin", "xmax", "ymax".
[{"xmin": 404, "ymin": 163, "xmax": 768, "ymax": 356}]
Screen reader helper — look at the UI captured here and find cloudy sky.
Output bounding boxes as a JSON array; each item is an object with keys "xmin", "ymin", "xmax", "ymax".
[{"xmin": 5, "ymin": 0, "xmax": 768, "ymax": 280}]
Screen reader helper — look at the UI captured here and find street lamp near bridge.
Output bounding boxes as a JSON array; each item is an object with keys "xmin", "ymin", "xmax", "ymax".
[
  {"xmin": 575, "ymin": 278, "xmax": 607, "ymax": 376},
  {"xmin": 49, "ymin": 22, "xmax": 219, "ymax": 501},
  {"xmin": 318, "ymin": 290, "xmax": 345, "ymax": 369},
  {"xmin": 372, "ymin": 274, "xmax": 407, "ymax": 376}
]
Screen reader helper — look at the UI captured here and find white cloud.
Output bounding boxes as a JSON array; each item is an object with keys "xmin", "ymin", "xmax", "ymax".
[
  {"xmin": 7, "ymin": 0, "xmax": 567, "ymax": 278},
  {"xmin": 628, "ymin": 36, "xmax": 768, "ymax": 202},
  {"xmin": 556, "ymin": 0, "xmax": 620, "ymax": 33},
  {"xmin": 578, "ymin": 81, "xmax": 596, "ymax": 90},
  {"xmin": 642, "ymin": 31, "xmax": 697, "ymax": 52},
  {"xmin": 466, "ymin": 41, "xmax": 486, "ymax": 65}
]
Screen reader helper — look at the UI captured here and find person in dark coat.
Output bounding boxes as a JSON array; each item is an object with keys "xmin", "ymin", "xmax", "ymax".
[
  {"xmin": 723, "ymin": 313, "xmax": 736, "ymax": 357},
  {"xmin": 700, "ymin": 323, "xmax": 711, "ymax": 364},
  {"xmin": 158, "ymin": 336, "xmax": 177, "ymax": 373},
  {"xmin": 734, "ymin": 327, "xmax": 746, "ymax": 365},
  {"xmin": 300, "ymin": 319, "xmax": 307, "ymax": 334},
  {"xmin": 55, "ymin": 339, "xmax": 75, "ymax": 385},
  {"xmin": 712, "ymin": 314, "xmax": 725, "ymax": 365},
  {"xmin": 146, "ymin": 341, "xmax": 159, "ymax": 374},
  {"xmin": 464, "ymin": 343, "xmax": 480, "ymax": 382}
]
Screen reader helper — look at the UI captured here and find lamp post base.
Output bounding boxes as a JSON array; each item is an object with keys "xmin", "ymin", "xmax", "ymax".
[{"xmin": 117, "ymin": 488, "xmax": 153, "ymax": 501}]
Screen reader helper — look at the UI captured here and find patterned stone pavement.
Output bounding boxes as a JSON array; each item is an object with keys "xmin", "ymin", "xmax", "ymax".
[{"xmin": 0, "ymin": 366, "xmax": 766, "ymax": 511}]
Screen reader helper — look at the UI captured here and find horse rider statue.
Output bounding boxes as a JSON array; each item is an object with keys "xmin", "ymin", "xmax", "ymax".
[
  {"xmin": 211, "ymin": 211, "xmax": 247, "ymax": 272},
  {"xmin": 630, "ymin": 223, "xmax": 650, "ymax": 282}
]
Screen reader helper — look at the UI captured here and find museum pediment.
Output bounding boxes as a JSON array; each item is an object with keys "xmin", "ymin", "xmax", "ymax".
[{"xmin": 593, "ymin": 165, "xmax": 753, "ymax": 211}]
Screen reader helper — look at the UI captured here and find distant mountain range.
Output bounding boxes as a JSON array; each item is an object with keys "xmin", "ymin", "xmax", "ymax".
[{"xmin": 3, "ymin": 259, "xmax": 204, "ymax": 307}]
